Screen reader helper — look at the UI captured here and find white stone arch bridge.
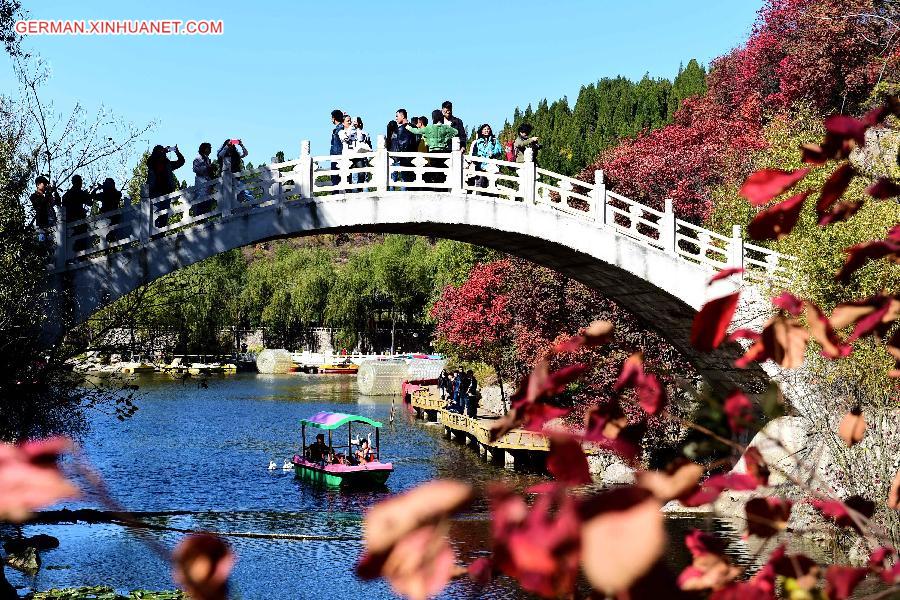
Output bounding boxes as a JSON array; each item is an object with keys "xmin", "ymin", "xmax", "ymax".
[{"xmin": 44, "ymin": 137, "xmax": 795, "ymax": 396}]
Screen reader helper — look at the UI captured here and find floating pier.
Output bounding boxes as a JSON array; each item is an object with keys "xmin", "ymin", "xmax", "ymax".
[{"xmin": 409, "ymin": 387, "xmax": 579, "ymax": 471}]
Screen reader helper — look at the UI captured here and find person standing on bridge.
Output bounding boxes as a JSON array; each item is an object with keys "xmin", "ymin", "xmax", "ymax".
[
  {"xmin": 414, "ymin": 116, "xmax": 429, "ymax": 153},
  {"xmin": 217, "ymin": 139, "xmax": 250, "ymax": 202},
  {"xmin": 514, "ymin": 123, "xmax": 541, "ymax": 165},
  {"xmin": 329, "ymin": 109, "xmax": 344, "ymax": 192},
  {"xmin": 440, "ymin": 101, "xmax": 467, "ymax": 150},
  {"xmin": 91, "ymin": 178, "xmax": 123, "ymax": 243},
  {"xmin": 29, "ymin": 175, "xmax": 59, "ymax": 251},
  {"xmin": 352, "ymin": 116, "xmax": 372, "ymax": 189},
  {"xmin": 469, "ymin": 124, "xmax": 504, "ymax": 189},
  {"xmin": 192, "ymin": 143, "xmax": 217, "ymax": 216},
  {"xmin": 61, "ymin": 175, "xmax": 92, "ymax": 252},
  {"xmin": 147, "ymin": 145, "xmax": 185, "ymax": 228},
  {"xmin": 390, "ymin": 109, "xmax": 418, "ymax": 190},
  {"xmin": 217, "ymin": 139, "xmax": 248, "ymax": 175},
  {"xmin": 405, "ymin": 110, "xmax": 459, "ymax": 186},
  {"xmin": 337, "ymin": 114, "xmax": 360, "ymax": 190}
]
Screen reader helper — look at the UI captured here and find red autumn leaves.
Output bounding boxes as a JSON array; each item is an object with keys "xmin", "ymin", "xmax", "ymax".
[
  {"xmin": 691, "ymin": 288, "xmax": 898, "ymax": 376},
  {"xmin": 0, "ymin": 436, "xmax": 79, "ymax": 522},
  {"xmin": 356, "ymin": 480, "xmax": 473, "ymax": 600},
  {"xmin": 742, "ymin": 98, "xmax": 899, "ymax": 241}
]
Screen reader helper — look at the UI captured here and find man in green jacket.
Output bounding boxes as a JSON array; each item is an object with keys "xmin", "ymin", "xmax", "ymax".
[
  {"xmin": 405, "ymin": 109, "xmax": 459, "ymax": 152},
  {"xmin": 404, "ymin": 109, "xmax": 460, "ymax": 186}
]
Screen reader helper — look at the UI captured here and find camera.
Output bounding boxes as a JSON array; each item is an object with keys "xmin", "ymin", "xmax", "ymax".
[{"xmin": 166, "ymin": 146, "xmax": 177, "ymax": 153}]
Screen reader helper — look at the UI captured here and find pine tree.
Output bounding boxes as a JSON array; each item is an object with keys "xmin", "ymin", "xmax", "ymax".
[
  {"xmin": 499, "ymin": 61, "xmax": 707, "ymax": 176},
  {"xmin": 669, "ymin": 58, "xmax": 707, "ymax": 118}
]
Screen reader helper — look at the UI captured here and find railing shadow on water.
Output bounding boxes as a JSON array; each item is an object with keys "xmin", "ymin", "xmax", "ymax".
[{"xmin": 50, "ymin": 135, "xmax": 796, "ymax": 288}]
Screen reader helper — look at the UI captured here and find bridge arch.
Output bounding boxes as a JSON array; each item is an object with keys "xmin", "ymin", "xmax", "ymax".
[{"xmin": 47, "ymin": 138, "xmax": 794, "ymax": 396}]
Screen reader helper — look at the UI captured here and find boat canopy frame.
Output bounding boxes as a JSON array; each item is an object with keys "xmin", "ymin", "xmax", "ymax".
[
  {"xmin": 299, "ymin": 411, "xmax": 382, "ymax": 430},
  {"xmin": 300, "ymin": 411, "xmax": 382, "ymax": 462}
]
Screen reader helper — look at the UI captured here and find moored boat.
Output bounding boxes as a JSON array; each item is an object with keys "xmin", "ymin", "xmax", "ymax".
[
  {"xmin": 294, "ymin": 411, "xmax": 392, "ymax": 487},
  {"xmin": 319, "ymin": 360, "xmax": 359, "ymax": 374}
]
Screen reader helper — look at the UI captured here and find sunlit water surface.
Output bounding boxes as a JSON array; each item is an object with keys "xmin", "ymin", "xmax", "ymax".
[{"xmin": 6, "ymin": 374, "xmax": 750, "ymax": 599}]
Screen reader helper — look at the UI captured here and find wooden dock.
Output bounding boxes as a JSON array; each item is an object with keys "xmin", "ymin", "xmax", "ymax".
[{"xmin": 409, "ymin": 387, "xmax": 556, "ymax": 470}]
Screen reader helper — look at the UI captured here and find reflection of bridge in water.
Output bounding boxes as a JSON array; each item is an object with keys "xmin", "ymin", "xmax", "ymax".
[{"xmin": 45, "ymin": 136, "xmax": 795, "ymax": 396}]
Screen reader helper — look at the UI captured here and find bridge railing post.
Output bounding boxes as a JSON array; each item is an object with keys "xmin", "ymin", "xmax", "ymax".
[
  {"xmin": 220, "ymin": 172, "xmax": 235, "ymax": 217},
  {"xmin": 521, "ymin": 147, "xmax": 536, "ymax": 204},
  {"xmin": 661, "ymin": 197, "xmax": 677, "ymax": 256},
  {"xmin": 374, "ymin": 134, "xmax": 388, "ymax": 194},
  {"xmin": 591, "ymin": 169, "xmax": 607, "ymax": 223},
  {"xmin": 730, "ymin": 224, "xmax": 745, "ymax": 281},
  {"xmin": 298, "ymin": 140, "xmax": 313, "ymax": 199},
  {"xmin": 53, "ymin": 206, "xmax": 67, "ymax": 270},
  {"xmin": 139, "ymin": 184, "xmax": 151, "ymax": 244},
  {"xmin": 448, "ymin": 137, "xmax": 463, "ymax": 194}
]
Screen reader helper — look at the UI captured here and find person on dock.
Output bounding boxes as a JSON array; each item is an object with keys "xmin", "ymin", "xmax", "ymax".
[
  {"xmin": 465, "ymin": 369, "xmax": 479, "ymax": 418},
  {"xmin": 459, "ymin": 369, "xmax": 472, "ymax": 415},
  {"xmin": 451, "ymin": 368, "xmax": 467, "ymax": 413},
  {"xmin": 437, "ymin": 369, "xmax": 450, "ymax": 401}
]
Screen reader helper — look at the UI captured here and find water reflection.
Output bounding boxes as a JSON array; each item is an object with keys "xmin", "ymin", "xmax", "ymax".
[{"xmin": 7, "ymin": 374, "xmax": 748, "ymax": 599}]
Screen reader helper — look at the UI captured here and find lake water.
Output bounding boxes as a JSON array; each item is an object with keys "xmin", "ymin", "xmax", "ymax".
[{"xmin": 5, "ymin": 373, "xmax": 750, "ymax": 599}]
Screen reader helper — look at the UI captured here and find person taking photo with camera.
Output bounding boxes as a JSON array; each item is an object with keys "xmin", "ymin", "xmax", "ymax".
[{"xmin": 514, "ymin": 123, "xmax": 541, "ymax": 165}]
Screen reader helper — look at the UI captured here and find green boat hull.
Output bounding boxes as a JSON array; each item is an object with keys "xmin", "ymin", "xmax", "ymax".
[{"xmin": 294, "ymin": 462, "xmax": 391, "ymax": 488}]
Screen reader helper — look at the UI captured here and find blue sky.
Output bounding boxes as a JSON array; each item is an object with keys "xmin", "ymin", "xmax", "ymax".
[{"xmin": 2, "ymin": 0, "xmax": 763, "ymax": 170}]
